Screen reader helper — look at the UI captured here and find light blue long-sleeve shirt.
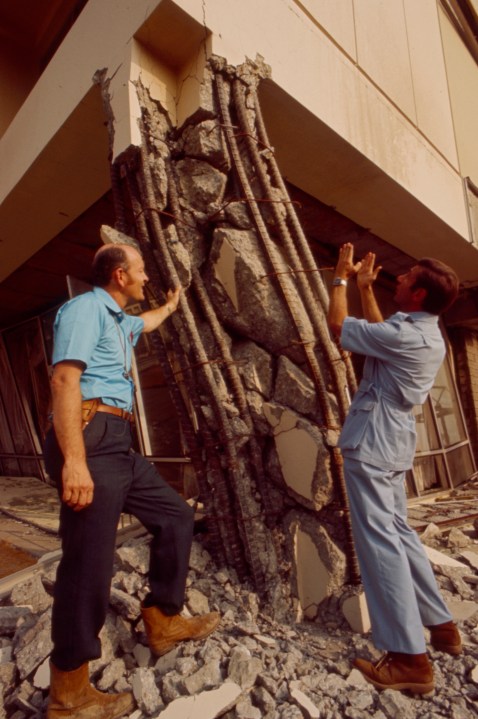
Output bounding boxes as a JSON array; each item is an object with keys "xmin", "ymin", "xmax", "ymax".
[
  {"xmin": 52, "ymin": 287, "xmax": 144, "ymax": 412},
  {"xmin": 338, "ymin": 311, "xmax": 445, "ymax": 470}
]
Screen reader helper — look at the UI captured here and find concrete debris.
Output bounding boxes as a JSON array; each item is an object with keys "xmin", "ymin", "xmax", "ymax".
[
  {"xmin": 0, "ymin": 527, "xmax": 476, "ymax": 718},
  {"xmin": 0, "ymin": 606, "xmax": 32, "ymax": 636},
  {"xmin": 460, "ymin": 550, "xmax": 478, "ymax": 572},
  {"xmin": 447, "ymin": 527, "xmax": 472, "ymax": 549},
  {"xmin": 420, "ymin": 522, "xmax": 442, "ymax": 542}
]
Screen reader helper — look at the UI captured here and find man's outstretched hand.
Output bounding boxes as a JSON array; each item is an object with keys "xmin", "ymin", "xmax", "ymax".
[
  {"xmin": 357, "ymin": 251, "xmax": 382, "ymax": 290},
  {"xmin": 334, "ymin": 243, "xmax": 363, "ymax": 279}
]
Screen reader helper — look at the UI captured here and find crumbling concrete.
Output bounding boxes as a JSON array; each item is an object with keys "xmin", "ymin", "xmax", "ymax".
[{"xmin": 0, "ymin": 516, "xmax": 477, "ymax": 718}]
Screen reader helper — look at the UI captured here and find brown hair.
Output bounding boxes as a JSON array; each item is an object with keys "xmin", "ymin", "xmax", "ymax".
[
  {"xmin": 413, "ymin": 258, "xmax": 459, "ymax": 314},
  {"xmin": 91, "ymin": 245, "xmax": 131, "ymax": 287}
]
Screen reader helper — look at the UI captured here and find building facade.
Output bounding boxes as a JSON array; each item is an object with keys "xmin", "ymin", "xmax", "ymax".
[{"xmin": 0, "ymin": 0, "xmax": 477, "ymax": 614}]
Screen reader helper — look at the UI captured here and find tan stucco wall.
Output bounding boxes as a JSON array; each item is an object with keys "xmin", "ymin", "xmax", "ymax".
[
  {"xmin": 438, "ymin": 6, "xmax": 478, "ymax": 185},
  {"xmin": 0, "ymin": 0, "xmax": 477, "ymax": 283}
]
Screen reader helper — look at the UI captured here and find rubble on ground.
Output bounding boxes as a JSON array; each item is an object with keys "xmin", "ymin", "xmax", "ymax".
[{"xmin": 1, "ymin": 510, "xmax": 478, "ymax": 719}]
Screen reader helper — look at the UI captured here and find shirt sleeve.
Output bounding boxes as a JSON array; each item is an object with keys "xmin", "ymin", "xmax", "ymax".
[
  {"xmin": 340, "ymin": 315, "xmax": 411, "ymax": 361},
  {"xmin": 125, "ymin": 314, "xmax": 145, "ymax": 347},
  {"xmin": 52, "ymin": 293, "xmax": 103, "ymax": 367}
]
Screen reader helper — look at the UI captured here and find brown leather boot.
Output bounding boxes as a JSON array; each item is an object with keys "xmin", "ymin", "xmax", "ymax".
[
  {"xmin": 47, "ymin": 661, "xmax": 134, "ymax": 719},
  {"xmin": 141, "ymin": 604, "xmax": 220, "ymax": 656},
  {"xmin": 353, "ymin": 652, "xmax": 434, "ymax": 694},
  {"xmin": 428, "ymin": 620, "xmax": 462, "ymax": 655}
]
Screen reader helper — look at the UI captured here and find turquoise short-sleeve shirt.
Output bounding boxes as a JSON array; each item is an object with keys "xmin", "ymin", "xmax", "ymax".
[
  {"xmin": 52, "ymin": 287, "xmax": 144, "ymax": 411},
  {"xmin": 338, "ymin": 311, "xmax": 445, "ymax": 470}
]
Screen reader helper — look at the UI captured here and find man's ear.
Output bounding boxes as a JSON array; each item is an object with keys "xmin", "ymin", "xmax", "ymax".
[
  {"xmin": 412, "ymin": 286, "xmax": 427, "ymax": 307},
  {"xmin": 112, "ymin": 266, "xmax": 126, "ymax": 288}
]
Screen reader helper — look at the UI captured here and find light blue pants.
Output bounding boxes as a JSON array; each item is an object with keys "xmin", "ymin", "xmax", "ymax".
[{"xmin": 344, "ymin": 457, "xmax": 452, "ymax": 654}]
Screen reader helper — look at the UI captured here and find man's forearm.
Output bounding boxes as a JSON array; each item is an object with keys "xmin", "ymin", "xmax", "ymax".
[
  {"xmin": 51, "ymin": 373, "xmax": 86, "ymax": 463},
  {"xmin": 140, "ymin": 303, "xmax": 175, "ymax": 333},
  {"xmin": 327, "ymin": 284, "xmax": 349, "ymax": 336},
  {"xmin": 140, "ymin": 287, "xmax": 181, "ymax": 333},
  {"xmin": 359, "ymin": 286, "xmax": 384, "ymax": 323}
]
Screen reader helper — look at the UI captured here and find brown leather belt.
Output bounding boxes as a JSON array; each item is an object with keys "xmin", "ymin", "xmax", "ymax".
[
  {"xmin": 97, "ymin": 403, "xmax": 134, "ymax": 423},
  {"xmin": 82, "ymin": 398, "xmax": 134, "ymax": 425}
]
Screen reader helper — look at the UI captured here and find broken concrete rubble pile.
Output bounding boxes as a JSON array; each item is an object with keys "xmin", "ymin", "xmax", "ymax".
[{"xmin": 1, "ymin": 522, "xmax": 478, "ymax": 719}]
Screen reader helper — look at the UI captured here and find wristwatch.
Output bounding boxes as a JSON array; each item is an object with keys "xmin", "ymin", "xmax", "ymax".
[{"xmin": 332, "ymin": 277, "xmax": 347, "ymax": 287}]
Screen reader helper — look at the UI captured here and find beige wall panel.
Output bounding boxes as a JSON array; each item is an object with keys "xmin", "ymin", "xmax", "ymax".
[
  {"xmin": 353, "ymin": 0, "xmax": 416, "ymax": 120},
  {"xmin": 199, "ymin": 0, "xmax": 467, "ymax": 240},
  {"xmin": 403, "ymin": 0, "xmax": 457, "ymax": 165},
  {"xmin": 439, "ymin": 9, "xmax": 478, "ymax": 184},
  {"xmin": 293, "ymin": 0, "xmax": 357, "ymax": 58},
  {"xmin": 115, "ymin": 41, "xmax": 178, "ymax": 153},
  {"xmin": 0, "ymin": 0, "xmax": 473, "ymax": 282}
]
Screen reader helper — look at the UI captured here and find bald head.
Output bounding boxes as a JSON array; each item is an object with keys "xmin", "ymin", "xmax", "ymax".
[{"xmin": 92, "ymin": 243, "xmax": 142, "ymax": 287}]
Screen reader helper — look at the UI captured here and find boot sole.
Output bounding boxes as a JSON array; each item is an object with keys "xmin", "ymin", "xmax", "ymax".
[
  {"xmin": 361, "ymin": 674, "xmax": 435, "ymax": 695},
  {"xmin": 431, "ymin": 643, "xmax": 462, "ymax": 656},
  {"xmin": 47, "ymin": 694, "xmax": 135, "ymax": 719}
]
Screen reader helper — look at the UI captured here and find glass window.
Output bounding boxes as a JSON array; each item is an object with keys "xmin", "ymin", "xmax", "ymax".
[
  {"xmin": 429, "ymin": 360, "xmax": 467, "ymax": 447},
  {"xmin": 409, "ymin": 454, "xmax": 448, "ymax": 495},
  {"xmin": 445, "ymin": 445, "xmax": 475, "ymax": 489},
  {"xmin": 409, "ymin": 346, "xmax": 476, "ymax": 496},
  {"xmin": 414, "ymin": 400, "xmax": 440, "ymax": 451}
]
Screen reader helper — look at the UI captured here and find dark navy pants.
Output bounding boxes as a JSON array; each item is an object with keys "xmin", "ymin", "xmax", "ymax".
[{"xmin": 44, "ymin": 412, "xmax": 194, "ymax": 671}]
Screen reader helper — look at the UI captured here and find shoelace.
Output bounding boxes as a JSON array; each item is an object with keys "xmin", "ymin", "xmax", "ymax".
[{"xmin": 374, "ymin": 653, "xmax": 393, "ymax": 670}]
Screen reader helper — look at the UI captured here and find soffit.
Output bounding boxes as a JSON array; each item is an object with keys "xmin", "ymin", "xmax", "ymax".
[
  {"xmin": 0, "ymin": 0, "xmax": 89, "ymax": 73},
  {"xmin": 0, "ymin": 193, "xmax": 114, "ymax": 331}
]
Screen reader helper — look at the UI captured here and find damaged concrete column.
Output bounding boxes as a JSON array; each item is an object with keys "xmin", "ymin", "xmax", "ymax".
[{"xmin": 98, "ymin": 47, "xmax": 362, "ymax": 625}]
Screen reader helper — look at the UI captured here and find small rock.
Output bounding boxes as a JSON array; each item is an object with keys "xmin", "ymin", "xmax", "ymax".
[
  {"xmin": 447, "ymin": 528, "xmax": 471, "ymax": 549},
  {"xmin": 182, "ymin": 659, "xmax": 221, "ymax": 694},
  {"xmin": 289, "ymin": 687, "xmax": 320, "ymax": 718},
  {"xmin": 186, "ymin": 588, "xmax": 211, "ymax": 615},
  {"xmin": 471, "ymin": 665, "xmax": 478, "ymax": 684},
  {"xmin": 132, "ymin": 667, "xmax": 163, "ymax": 715},
  {"xmin": 227, "ymin": 647, "xmax": 262, "ymax": 689},
  {"xmin": 10, "ymin": 576, "xmax": 52, "ymax": 614},
  {"xmin": 115, "ymin": 543, "xmax": 150, "ymax": 575},
  {"xmin": 420, "ymin": 523, "xmax": 442, "ymax": 543},
  {"xmin": 133, "ymin": 643, "xmax": 152, "ymax": 668}
]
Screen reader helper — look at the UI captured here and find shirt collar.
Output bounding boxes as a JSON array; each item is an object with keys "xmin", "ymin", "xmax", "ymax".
[
  {"xmin": 93, "ymin": 286, "xmax": 124, "ymax": 318},
  {"xmin": 391, "ymin": 310, "xmax": 439, "ymax": 324}
]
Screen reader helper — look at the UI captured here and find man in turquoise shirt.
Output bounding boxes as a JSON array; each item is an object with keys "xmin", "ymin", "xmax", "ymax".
[
  {"xmin": 328, "ymin": 243, "xmax": 461, "ymax": 694},
  {"xmin": 45, "ymin": 243, "xmax": 220, "ymax": 719}
]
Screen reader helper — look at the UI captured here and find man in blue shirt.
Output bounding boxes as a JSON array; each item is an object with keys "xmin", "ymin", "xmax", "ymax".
[
  {"xmin": 44, "ymin": 243, "xmax": 220, "ymax": 719},
  {"xmin": 328, "ymin": 243, "xmax": 461, "ymax": 694}
]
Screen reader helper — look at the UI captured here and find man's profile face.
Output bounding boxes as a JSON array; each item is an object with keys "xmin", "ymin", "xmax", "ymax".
[
  {"xmin": 394, "ymin": 265, "xmax": 421, "ymax": 310},
  {"xmin": 122, "ymin": 249, "xmax": 149, "ymax": 302}
]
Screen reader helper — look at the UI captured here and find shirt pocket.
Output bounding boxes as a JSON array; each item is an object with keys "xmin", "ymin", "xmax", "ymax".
[
  {"xmin": 384, "ymin": 407, "xmax": 416, "ymax": 462},
  {"xmin": 339, "ymin": 397, "xmax": 375, "ymax": 450}
]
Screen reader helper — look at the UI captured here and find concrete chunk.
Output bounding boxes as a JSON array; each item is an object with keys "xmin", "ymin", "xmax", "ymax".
[
  {"xmin": 14, "ymin": 610, "xmax": 52, "ymax": 679},
  {"xmin": 132, "ymin": 667, "xmax": 163, "ymax": 715},
  {"xmin": 424, "ymin": 545, "xmax": 469, "ymax": 569},
  {"xmin": 183, "ymin": 659, "xmax": 222, "ymax": 695},
  {"xmin": 155, "ymin": 682, "xmax": 241, "ymax": 719},
  {"xmin": 0, "ymin": 607, "xmax": 32, "ymax": 636},
  {"xmin": 290, "ymin": 687, "xmax": 320, "ymax": 719}
]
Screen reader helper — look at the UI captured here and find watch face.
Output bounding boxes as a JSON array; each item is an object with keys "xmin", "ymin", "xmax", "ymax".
[{"xmin": 333, "ymin": 278, "xmax": 347, "ymax": 286}]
